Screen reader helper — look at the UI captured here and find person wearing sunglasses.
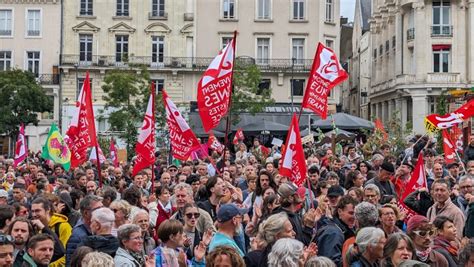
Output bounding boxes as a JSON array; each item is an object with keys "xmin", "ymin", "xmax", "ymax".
[
  {"xmin": 0, "ymin": 234, "xmax": 14, "ymax": 267},
  {"xmin": 182, "ymin": 203, "xmax": 213, "ymax": 260},
  {"xmin": 406, "ymin": 215, "xmax": 448, "ymax": 266}
]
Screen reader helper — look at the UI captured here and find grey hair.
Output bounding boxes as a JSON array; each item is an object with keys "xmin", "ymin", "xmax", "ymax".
[
  {"xmin": 174, "ymin": 182, "xmax": 193, "ymax": 197},
  {"xmin": 257, "ymin": 212, "xmax": 289, "ymax": 246},
  {"xmin": 81, "ymin": 252, "xmax": 114, "ymax": 267},
  {"xmin": 372, "ymin": 154, "xmax": 384, "ymax": 161},
  {"xmin": 326, "ymin": 171, "xmax": 339, "ymax": 180},
  {"xmin": 458, "ymin": 175, "xmax": 472, "ymax": 185},
  {"xmin": 355, "ymin": 227, "xmax": 385, "ymax": 254},
  {"xmin": 130, "ymin": 209, "xmax": 149, "ymax": 223},
  {"xmin": 91, "ymin": 207, "xmax": 115, "ymax": 229},
  {"xmin": 117, "ymin": 224, "xmax": 141, "ymax": 247},
  {"xmin": 304, "ymin": 256, "xmax": 336, "ymax": 267},
  {"xmin": 355, "ymin": 202, "xmax": 379, "ymax": 228},
  {"xmin": 364, "ymin": 184, "xmax": 381, "ymax": 196},
  {"xmin": 268, "ymin": 238, "xmax": 304, "ymax": 267},
  {"xmin": 79, "ymin": 195, "xmax": 103, "ymax": 213}
]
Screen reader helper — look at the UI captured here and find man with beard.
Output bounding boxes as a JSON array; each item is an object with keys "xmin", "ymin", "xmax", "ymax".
[
  {"xmin": 0, "ymin": 233, "xmax": 14, "ymax": 267},
  {"xmin": 7, "ymin": 217, "xmax": 33, "ymax": 266},
  {"xmin": 77, "ymin": 207, "xmax": 119, "ymax": 256},
  {"xmin": 198, "ymin": 176, "xmax": 225, "ymax": 220},
  {"xmin": 22, "ymin": 234, "xmax": 55, "ymax": 267}
]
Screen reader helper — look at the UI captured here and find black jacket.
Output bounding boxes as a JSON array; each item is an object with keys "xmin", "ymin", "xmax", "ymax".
[
  {"xmin": 404, "ymin": 190, "xmax": 433, "ymax": 216},
  {"xmin": 271, "ymin": 206, "xmax": 313, "ymax": 245},
  {"xmin": 78, "ymin": 234, "xmax": 120, "ymax": 257},
  {"xmin": 464, "ymin": 202, "xmax": 474, "ymax": 238},
  {"xmin": 315, "ymin": 217, "xmax": 356, "ymax": 267}
]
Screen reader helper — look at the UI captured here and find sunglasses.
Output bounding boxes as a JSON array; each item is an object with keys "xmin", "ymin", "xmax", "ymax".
[
  {"xmin": 0, "ymin": 235, "xmax": 13, "ymax": 244},
  {"xmin": 185, "ymin": 213, "xmax": 200, "ymax": 219},
  {"xmin": 413, "ymin": 229, "xmax": 435, "ymax": 237}
]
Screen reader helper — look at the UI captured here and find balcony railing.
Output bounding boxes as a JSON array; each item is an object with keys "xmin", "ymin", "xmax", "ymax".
[
  {"xmin": 149, "ymin": 11, "xmax": 167, "ymax": 19},
  {"xmin": 407, "ymin": 28, "xmax": 415, "ymax": 41},
  {"xmin": 427, "ymin": 73, "xmax": 460, "ymax": 83},
  {"xmin": 0, "ymin": 30, "xmax": 12, "ymax": 36},
  {"xmin": 184, "ymin": 13, "xmax": 194, "ymax": 21},
  {"xmin": 37, "ymin": 74, "xmax": 60, "ymax": 85},
  {"xmin": 27, "ymin": 30, "xmax": 40, "ymax": 36},
  {"xmin": 60, "ymin": 55, "xmax": 314, "ymax": 72},
  {"xmin": 431, "ymin": 25, "xmax": 453, "ymax": 37}
]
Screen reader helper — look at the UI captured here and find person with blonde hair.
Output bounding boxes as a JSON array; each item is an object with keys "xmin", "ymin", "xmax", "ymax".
[
  {"xmin": 109, "ymin": 200, "xmax": 131, "ymax": 236},
  {"xmin": 81, "ymin": 252, "xmax": 114, "ymax": 267}
]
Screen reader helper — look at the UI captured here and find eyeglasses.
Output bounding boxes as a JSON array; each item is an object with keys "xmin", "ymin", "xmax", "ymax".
[
  {"xmin": 185, "ymin": 213, "xmax": 200, "ymax": 219},
  {"xmin": 168, "ymin": 169, "xmax": 178, "ymax": 172},
  {"xmin": 412, "ymin": 229, "xmax": 435, "ymax": 237},
  {"xmin": 460, "ymin": 185, "xmax": 473, "ymax": 190},
  {"xmin": 0, "ymin": 235, "xmax": 13, "ymax": 245}
]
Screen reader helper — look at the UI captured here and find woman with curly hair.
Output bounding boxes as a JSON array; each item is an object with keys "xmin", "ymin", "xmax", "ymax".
[{"xmin": 206, "ymin": 246, "xmax": 246, "ymax": 267}]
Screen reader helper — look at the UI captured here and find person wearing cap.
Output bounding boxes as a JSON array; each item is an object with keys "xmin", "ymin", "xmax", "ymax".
[
  {"xmin": 426, "ymin": 179, "xmax": 465, "ymax": 240},
  {"xmin": 208, "ymin": 203, "xmax": 247, "ymax": 257},
  {"xmin": 272, "ymin": 182, "xmax": 317, "ymax": 246},
  {"xmin": 446, "ymin": 163, "xmax": 461, "ymax": 181},
  {"xmin": 366, "ymin": 161, "xmax": 396, "ymax": 198},
  {"xmin": 328, "ymin": 185, "xmax": 345, "ymax": 212},
  {"xmin": 406, "ymin": 215, "xmax": 448, "ymax": 266}
]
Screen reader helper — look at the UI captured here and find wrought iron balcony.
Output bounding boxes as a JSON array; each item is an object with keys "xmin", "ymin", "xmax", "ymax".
[
  {"xmin": 431, "ymin": 25, "xmax": 453, "ymax": 37},
  {"xmin": 60, "ymin": 55, "xmax": 314, "ymax": 73},
  {"xmin": 0, "ymin": 30, "xmax": 12, "ymax": 36},
  {"xmin": 27, "ymin": 30, "xmax": 40, "ymax": 36},
  {"xmin": 407, "ymin": 28, "xmax": 415, "ymax": 41},
  {"xmin": 37, "ymin": 74, "xmax": 59, "ymax": 85},
  {"xmin": 149, "ymin": 11, "xmax": 167, "ymax": 20}
]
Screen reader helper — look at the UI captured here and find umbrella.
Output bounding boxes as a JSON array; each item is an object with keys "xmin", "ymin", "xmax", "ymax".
[
  {"xmin": 193, "ymin": 129, "xmax": 226, "ymax": 138},
  {"xmin": 239, "ymin": 120, "xmax": 289, "ymax": 133},
  {"xmin": 312, "ymin": 113, "xmax": 374, "ymax": 130},
  {"xmin": 324, "ymin": 129, "xmax": 356, "ymax": 139}
]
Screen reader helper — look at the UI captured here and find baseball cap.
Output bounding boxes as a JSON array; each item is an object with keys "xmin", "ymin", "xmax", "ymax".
[
  {"xmin": 381, "ymin": 161, "xmax": 395, "ymax": 173},
  {"xmin": 401, "ymin": 161, "xmax": 414, "ymax": 170},
  {"xmin": 406, "ymin": 215, "xmax": 430, "ymax": 233},
  {"xmin": 278, "ymin": 182, "xmax": 298, "ymax": 199},
  {"xmin": 327, "ymin": 186, "xmax": 345, "ymax": 197},
  {"xmin": 0, "ymin": 190, "xmax": 8, "ymax": 198},
  {"xmin": 217, "ymin": 204, "xmax": 248, "ymax": 223}
]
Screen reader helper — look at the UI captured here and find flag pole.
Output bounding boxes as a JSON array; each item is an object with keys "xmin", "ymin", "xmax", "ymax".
[
  {"xmin": 223, "ymin": 30, "xmax": 238, "ymax": 170},
  {"xmin": 95, "ymin": 144, "xmax": 102, "ymax": 188}
]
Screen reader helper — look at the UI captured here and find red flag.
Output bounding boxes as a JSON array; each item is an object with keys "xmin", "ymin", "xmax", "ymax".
[
  {"xmin": 89, "ymin": 145, "xmax": 106, "ymax": 164},
  {"xmin": 66, "ymin": 71, "xmax": 98, "ymax": 168},
  {"xmin": 208, "ymin": 132, "xmax": 224, "ymax": 153},
  {"xmin": 450, "ymin": 124, "xmax": 464, "ymax": 155},
  {"xmin": 132, "ymin": 86, "xmax": 156, "ymax": 176},
  {"xmin": 197, "ymin": 34, "xmax": 236, "ymax": 132},
  {"xmin": 232, "ymin": 128, "xmax": 245, "ymax": 145},
  {"xmin": 109, "ymin": 139, "xmax": 119, "ymax": 167},
  {"xmin": 301, "ymin": 43, "xmax": 348, "ymax": 119},
  {"xmin": 163, "ymin": 89, "xmax": 201, "ymax": 160},
  {"xmin": 425, "ymin": 99, "xmax": 474, "ymax": 131},
  {"xmin": 279, "ymin": 114, "xmax": 307, "ymax": 186},
  {"xmin": 442, "ymin": 129, "xmax": 456, "ymax": 164},
  {"xmin": 397, "ymin": 153, "xmax": 427, "ymax": 222},
  {"xmin": 14, "ymin": 124, "xmax": 27, "ymax": 167},
  {"xmin": 375, "ymin": 118, "xmax": 388, "ymax": 141}
]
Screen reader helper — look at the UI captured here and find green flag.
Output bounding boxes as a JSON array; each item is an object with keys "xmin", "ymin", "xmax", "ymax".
[{"xmin": 42, "ymin": 123, "xmax": 71, "ymax": 171}]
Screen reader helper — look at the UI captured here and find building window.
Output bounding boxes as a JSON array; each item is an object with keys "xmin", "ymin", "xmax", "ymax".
[
  {"xmin": 433, "ymin": 48, "xmax": 450, "ymax": 73},
  {"xmin": 221, "ymin": 37, "xmax": 232, "ymax": 49},
  {"xmin": 392, "ymin": 36, "xmax": 396, "ymax": 49},
  {"xmin": 79, "ymin": 34, "xmax": 93, "ymax": 63},
  {"xmin": 257, "ymin": 0, "xmax": 271, "ymax": 20},
  {"xmin": 292, "ymin": 0, "xmax": 305, "ymax": 20},
  {"xmin": 258, "ymin": 79, "xmax": 271, "ymax": 95},
  {"xmin": 379, "ymin": 45, "xmax": 383, "ymax": 57},
  {"xmin": 152, "ymin": 0, "xmax": 165, "ymax": 17},
  {"xmin": 385, "ymin": 40, "xmax": 389, "ymax": 54},
  {"xmin": 222, "ymin": 0, "xmax": 235, "ymax": 19},
  {"xmin": 256, "ymin": 38, "xmax": 270, "ymax": 65},
  {"xmin": 26, "ymin": 10, "xmax": 41, "ymax": 37},
  {"xmin": 292, "ymin": 38, "xmax": 304, "ymax": 65},
  {"xmin": 77, "ymin": 77, "xmax": 93, "ymax": 99},
  {"xmin": 152, "ymin": 79, "xmax": 165, "ymax": 93},
  {"xmin": 152, "ymin": 36, "xmax": 164, "ymax": 64},
  {"xmin": 325, "ymin": 39, "xmax": 334, "ymax": 49},
  {"xmin": 432, "ymin": 1, "xmax": 451, "ymax": 36},
  {"xmin": 373, "ymin": 49, "xmax": 377, "ymax": 58},
  {"xmin": 80, "ymin": 0, "xmax": 93, "ymax": 16},
  {"xmin": 26, "ymin": 51, "xmax": 40, "ymax": 77},
  {"xmin": 116, "ymin": 0, "xmax": 129, "ymax": 16},
  {"xmin": 0, "ymin": 9, "xmax": 12, "ymax": 36},
  {"xmin": 291, "ymin": 79, "xmax": 305, "ymax": 96},
  {"xmin": 325, "ymin": 0, "xmax": 333, "ymax": 22},
  {"xmin": 0, "ymin": 51, "xmax": 11, "ymax": 70},
  {"xmin": 115, "ymin": 35, "xmax": 129, "ymax": 62}
]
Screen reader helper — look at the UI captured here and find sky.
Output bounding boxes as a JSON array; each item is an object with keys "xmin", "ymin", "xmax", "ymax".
[{"xmin": 341, "ymin": 0, "xmax": 356, "ymax": 22}]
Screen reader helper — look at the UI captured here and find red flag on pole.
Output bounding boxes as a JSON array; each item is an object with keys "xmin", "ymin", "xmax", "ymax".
[
  {"xmin": 301, "ymin": 43, "xmax": 348, "ymax": 119},
  {"xmin": 197, "ymin": 34, "xmax": 236, "ymax": 132},
  {"xmin": 442, "ymin": 129, "xmax": 456, "ymax": 164},
  {"xmin": 66, "ymin": 71, "xmax": 98, "ymax": 168},
  {"xmin": 375, "ymin": 118, "xmax": 388, "ymax": 141},
  {"xmin": 425, "ymin": 99, "xmax": 474, "ymax": 131},
  {"xmin": 279, "ymin": 114, "xmax": 307, "ymax": 186},
  {"xmin": 89, "ymin": 145, "xmax": 106, "ymax": 164},
  {"xmin": 450, "ymin": 124, "xmax": 464, "ymax": 155},
  {"xmin": 14, "ymin": 124, "xmax": 27, "ymax": 167},
  {"xmin": 232, "ymin": 128, "xmax": 244, "ymax": 145},
  {"xmin": 163, "ymin": 89, "xmax": 201, "ymax": 160},
  {"xmin": 208, "ymin": 132, "xmax": 224, "ymax": 153},
  {"xmin": 397, "ymin": 153, "xmax": 427, "ymax": 222},
  {"xmin": 109, "ymin": 138, "xmax": 119, "ymax": 167},
  {"xmin": 132, "ymin": 85, "xmax": 156, "ymax": 177}
]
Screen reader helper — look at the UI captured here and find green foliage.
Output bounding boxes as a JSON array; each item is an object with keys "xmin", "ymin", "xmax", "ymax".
[
  {"xmin": 0, "ymin": 69, "xmax": 53, "ymax": 137},
  {"xmin": 230, "ymin": 61, "xmax": 274, "ymax": 124},
  {"xmin": 102, "ymin": 68, "xmax": 151, "ymax": 160},
  {"xmin": 97, "ymin": 136, "xmax": 110, "ymax": 157}
]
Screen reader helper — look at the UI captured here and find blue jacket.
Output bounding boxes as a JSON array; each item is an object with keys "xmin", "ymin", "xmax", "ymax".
[
  {"xmin": 315, "ymin": 217, "xmax": 355, "ymax": 267},
  {"xmin": 65, "ymin": 219, "xmax": 91, "ymax": 266}
]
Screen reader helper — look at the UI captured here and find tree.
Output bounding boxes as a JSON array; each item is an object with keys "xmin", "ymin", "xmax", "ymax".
[
  {"xmin": 229, "ymin": 59, "xmax": 275, "ymax": 124},
  {"xmin": 102, "ymin": 68, "xmax": 150, "ymax": 160},
  {"xmin": 0, "ymin": 69, "xmax": 53, "ymax": 138}
]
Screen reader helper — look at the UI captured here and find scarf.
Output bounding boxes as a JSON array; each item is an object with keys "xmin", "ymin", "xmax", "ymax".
[
  {"xmin": 433, "ymin": 236, "xmax": 458, "ymax": 257},
  {"xmin": 159, "ymin": 201, "xmax": 172, "ymax": 213},
  {"xmin": 129, "ymin": 250, "xmax": 146, "ymax": 266},
  {"xmin": 416, "ymin": 247, "xmax": 431, "ymax": 262}
]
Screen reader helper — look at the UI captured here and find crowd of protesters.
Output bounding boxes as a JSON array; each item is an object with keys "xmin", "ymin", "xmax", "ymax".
[{"xmin": 0, "ymin": 134, "xmax": 473, "ymax": 267}]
